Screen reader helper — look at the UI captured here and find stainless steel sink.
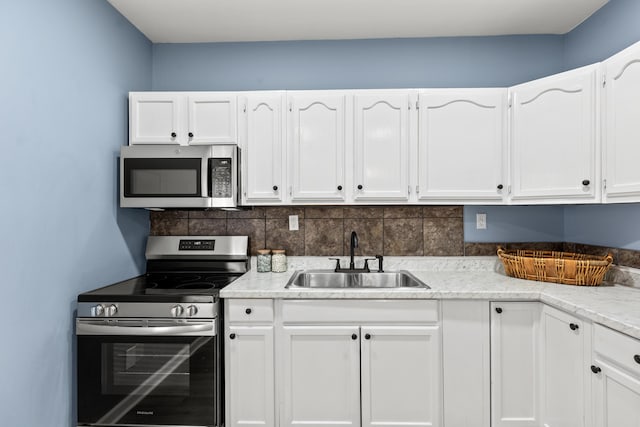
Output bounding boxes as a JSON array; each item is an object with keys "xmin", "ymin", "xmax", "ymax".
[{"xmin": 285, "ymin": 270, "xmax": 430, "ymax": 289}]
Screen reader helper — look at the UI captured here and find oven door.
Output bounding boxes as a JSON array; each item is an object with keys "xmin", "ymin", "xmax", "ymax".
[
  {"xmin": 120, "ymin": 145, "xmax": 213, "ymax": 208},
  {"xmin": 76, "ymin": 318, "xmax": 218, "ymax": 427}
]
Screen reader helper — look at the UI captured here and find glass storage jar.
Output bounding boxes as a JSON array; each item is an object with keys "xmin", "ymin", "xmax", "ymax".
[
  {"xmin": 271, "ymin": 249, "xmax": 287, "ymax": 273},
  {"xmin": 257, "ymin": 249, "xmax": 272, "ymax": 272}
]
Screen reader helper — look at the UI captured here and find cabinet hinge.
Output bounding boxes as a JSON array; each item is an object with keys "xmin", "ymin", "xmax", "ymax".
[
  {"xmin": 508, "ymin": 185, "xmax": 512, "ymax": 194},
  {"xmin": 416, "ymin": 100, "xmax": 419, "ymax": 110},
  {"xmin": 508, "ymin": 94, "xmax": 513, "ymax": 109},
  {"xmin": 416, "ymin": 185, "xmax": 420, "ymax": 194},
  {"xmin": 243, "ymin": 104, "xmax": 247, "ymax": 113},
  {"xmin": 408, "ymin": 186, "xmax": 411, "ymax": 195},
  {"xmin": 289, "ymin": 102, "xmax": 292, "ymax": 112},
  {"xmin": 408, "ymin": 100, "xmax": 411, "ymax": 110},
  {"xmin": 602, "ymin": 74, "xmax": 607, "ymax": 88},
  {"xmin": 289, "ymin": 186, "xmax": 293, "ymax": 196},
  {"xmin": 603, "ymin": 179, "xmax": 607, "ymax": 190}
]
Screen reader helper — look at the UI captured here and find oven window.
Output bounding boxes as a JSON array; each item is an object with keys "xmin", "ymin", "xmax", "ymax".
[
  {"xmin": 124, "ymin": 158, "xmax": 201, "ymax": 197},
  {"xmin": 78, "ymin": 335, "xmax": 216, "ymax": 426},
  {"xmin": 103, "ymin": 343, "xmax": 190, "ymax": 396}
]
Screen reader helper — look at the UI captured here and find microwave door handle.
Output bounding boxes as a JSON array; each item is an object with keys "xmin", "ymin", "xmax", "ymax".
[{"xmin": 76, "ymin": 322, "xmax": 215, "ymax": 336}]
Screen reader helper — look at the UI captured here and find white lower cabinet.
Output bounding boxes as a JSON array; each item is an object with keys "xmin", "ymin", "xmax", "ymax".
[
  {"xmin": 281, "ymin": 326, "xmax": 361, "ymax": 427},
  {"xmin": 591, "ymin": 324, "xmax": 640, "ymax": 427},
  {"xmin": 225, "ymin": 300, "xmax": 275, "ymax": 427},
  {"xmin": 223, "ymin": 298, "xmax": 637, "ymax": 427},
  {"xmin": 279, "ymin": 300, "xmax": 442, "ymax": 427},
  {"xmin": 540, "ymin": 305, "xmax": 591, "ymax": 427},
  {"xmin": 441, "ymin": 300, "xmax": 491, "ymax": 427},
  {"xmin": 490, "ymin": 302, "xmax": 541, "ymax": 427},
  {"xmin": 360, "ymin": 326, "xmax": 441, "ymax": 427}
]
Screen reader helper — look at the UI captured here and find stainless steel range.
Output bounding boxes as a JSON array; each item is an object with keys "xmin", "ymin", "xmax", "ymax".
[{"xmin": 76, "ymin": 235, "xmax": 249, "ymax": 427}]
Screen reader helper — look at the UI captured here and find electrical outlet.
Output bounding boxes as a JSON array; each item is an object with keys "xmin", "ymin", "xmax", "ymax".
[
  {"xmin": 476, "ymin": 213, "xmax": 487, "ymax": 230},
  {"xmin": 289, "ymin": 215, "xmax": 299, "ymax": 231}
]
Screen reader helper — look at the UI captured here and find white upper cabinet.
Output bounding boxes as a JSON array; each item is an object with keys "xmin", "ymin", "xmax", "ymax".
[
  {"xmin": 509, "ymin": 64, "xmax": 600, "ymax": 203},
  {"xmin": 288, "ymin": 93, "xmax": 346, "ymax": 202},
  {"xmin": 129, "ymin": 92, "xmax": 182, "ymax": 145},
  {"xmin": 129, "ymin": 92, "xmax": 237, "ymax": 146},
  {"xmin": 418, "ymin": 89, "xmax": 507, "ymax": 203},
  {"xmin": 239, "ymin": 93, "xmax": 286, "ymax": 204},
  {"xmin": 603, "ymin": 41, "xmax": 640, "ymax": 203},
  {"xmin": 187, "ymin": 93, "xmax": 237, "ymax": 145},
  {"xmin": 353, "ymin": 92, "xmax": 412, "ymax": 202}
]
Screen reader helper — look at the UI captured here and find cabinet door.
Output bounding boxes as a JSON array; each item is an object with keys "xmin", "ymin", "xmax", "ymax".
[
  {"xmin": 491, "ymin": 302, "xmax": 541, "ymax": 427},
  {"xmin": 592, "ymin": 359, "xmax": 640, "ymax": 427},
  {"xmin": 510, "ymin": 65, "xmax": 599, "ymax": 203},
  {"xmin": 418, "ymin": 89, "xmax": 507, "ymax": 203},
  {"xmin": 353, "ymin": 92, "xmax": 410, "ymax": 201},
  {"xmin": 281, "ymin": 326, "xmax": 360, "ymax": 427},
  {"xmin": 129, "ymin": 92, "xmax": 182, "ymax": 145},
  {"xmin": 240, "ymin": 94, "xmax": 285, "ymax": 204},
  {"xmin": 360, "ymin": 326, "xmax": 441, "ymax": 427},
  {"xmin": 442, "ymin": 300, "xmax": 490, "ymax": 427},
  {"xmin": 288, "ymin": 94, "xmax": 346, "ymax": 202},
  {"xmin": 603, "ymin": 41, "xmax": 640, "ymax": 202},
  {"xmin": 226, "ymin": 326, "xmax": 275, "ymax": 427},
  {"xmin": 540, "ymin": 306, "xmax": 590, "ymax": 427},
  {"xmin": 187, "ymin": 93, "xmax": 237, "ymax": 145}
]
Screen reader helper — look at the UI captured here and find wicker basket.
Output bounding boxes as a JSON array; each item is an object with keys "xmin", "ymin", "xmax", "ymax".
[{"xmin": 497, "ymin": 247, "xmax": 614, "ymax": 286}]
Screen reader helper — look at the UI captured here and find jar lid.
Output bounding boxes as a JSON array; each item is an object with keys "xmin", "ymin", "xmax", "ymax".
[
  {"xmin": 272, "ymin": 249, "xmax": 286, "ymax": 254},
  {"xmin": 257, "ymin": 249, "xmax": 271, "ymax": 254}
]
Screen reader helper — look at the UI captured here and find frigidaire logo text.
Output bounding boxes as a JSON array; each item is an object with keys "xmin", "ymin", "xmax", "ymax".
[{"xmin": 137, "ymin": 410, "xmax": 154, "ymax": 415}]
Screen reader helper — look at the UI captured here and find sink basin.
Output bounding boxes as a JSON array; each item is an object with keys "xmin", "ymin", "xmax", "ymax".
[{"xmin": 285, "ymin": 270, "xmax": 430, "ymax": 289}]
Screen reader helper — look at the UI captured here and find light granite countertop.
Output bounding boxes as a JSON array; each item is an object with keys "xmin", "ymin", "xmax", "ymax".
[{"xmin": 221, "ymin": 256, "xmax": 640, "ymax": 340}]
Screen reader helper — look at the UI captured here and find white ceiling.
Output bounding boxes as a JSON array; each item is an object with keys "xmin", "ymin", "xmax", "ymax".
[{"xmin": 107, "ymin": 0, "xmax": 609, "ymax": 43}]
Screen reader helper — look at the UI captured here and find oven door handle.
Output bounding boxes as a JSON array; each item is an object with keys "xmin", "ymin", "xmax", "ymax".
[{"xmin": 76, "ymin": 321, "xmax": 216, "ymax": 336}]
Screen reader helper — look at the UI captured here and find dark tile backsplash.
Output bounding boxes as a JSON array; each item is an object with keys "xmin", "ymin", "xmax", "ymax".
[
  {"xmin": 151, "ymin": 206, "xmax": 463, "ymax": 256},
  {"xmin": 150, "ymin": 207, "xmax": 640, "ymax": 268}
]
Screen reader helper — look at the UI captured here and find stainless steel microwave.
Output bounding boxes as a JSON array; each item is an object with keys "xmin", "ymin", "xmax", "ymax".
[{"xmin": 120, "ymin": 145, "xmax": 240, "ymax": 209}]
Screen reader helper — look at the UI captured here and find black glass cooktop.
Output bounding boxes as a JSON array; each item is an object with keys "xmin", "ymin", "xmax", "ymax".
[{"xmin": 78, "ymin": 272, "xmax": 243, "ymax": 303}]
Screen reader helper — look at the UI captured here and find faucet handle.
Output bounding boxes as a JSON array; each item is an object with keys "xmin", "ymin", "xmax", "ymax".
[
  {"xmin": 375, "ymin": 255, "xmax": 384, "ymax": 272},
  {"xmin": 363, "ymin": 258, "xmax": 377, "ymax": 273},
  {"xmin": 329, "ymin": 258, "xmax": 342, "ymax": 272}
]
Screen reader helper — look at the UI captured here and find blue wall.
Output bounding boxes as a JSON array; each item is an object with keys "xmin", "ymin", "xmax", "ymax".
[
  {"xmin": 0, "ymin": 0, "xmax": 151, "ymax": 425},
  {"xmin": 464, "ymin": 206, "xmax": 565, "ymax": 243},
  {"xmin": 152, "ymin": 35, "xmax": 564, "ymax": 90}
]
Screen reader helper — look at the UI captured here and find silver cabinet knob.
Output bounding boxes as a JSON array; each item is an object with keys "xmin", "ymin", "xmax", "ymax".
[
  {"xmin": 187, "ymin": 305, "xmax": 198, "ymax": 317},
  {"xmin": 171, "ymin": 304, "xmax": 184, "ymax": 317},
  {"xmin": 107, "ymin": 304, "xmax": 118, "ymax": 316},
  {"xmin": 92, "ymin": 304, "xmax": 105, "ymax": 317}
]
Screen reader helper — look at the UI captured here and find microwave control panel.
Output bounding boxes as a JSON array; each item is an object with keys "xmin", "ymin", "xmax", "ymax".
[{"xmin": 210, "ymin": 158, "xmax": 232, "ymax": 198}]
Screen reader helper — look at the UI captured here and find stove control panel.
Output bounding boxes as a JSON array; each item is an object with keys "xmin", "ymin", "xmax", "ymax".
[
  {"xmin": 78, "ymin": 302, "xmax": 217, "ymax": 319},
  {"xmin": 178, "ymin": 239, "xmax": 216, "ymax": 251}
]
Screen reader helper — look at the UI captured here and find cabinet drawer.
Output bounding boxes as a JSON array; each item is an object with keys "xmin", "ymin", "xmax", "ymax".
[
  {"xmin": 281, "ymin": 300, "xmax": 439, "ymax": 323},
  {"xmin": 594, "ymin": 324, "xmax": 640, "ymax": 376},
  {"xmin": 227, "ymin": 299, "xmax": 274, "ymax": 323}
]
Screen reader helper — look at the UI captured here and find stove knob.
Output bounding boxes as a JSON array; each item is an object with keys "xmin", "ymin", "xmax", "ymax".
[
  {"xmin": 187, "ymin": 305, "xmax": 198, "ymax": 317},
  {"xmin": 171, "ymin": 305, "xmax": 184, "ymax": 317},
  {"xmin": 107, "ymin": 304, "xmax": 118, "ymax": 316},
  {"xmin": 92, "ymin": 304, "xmax": 105, "ymax": 317}
]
